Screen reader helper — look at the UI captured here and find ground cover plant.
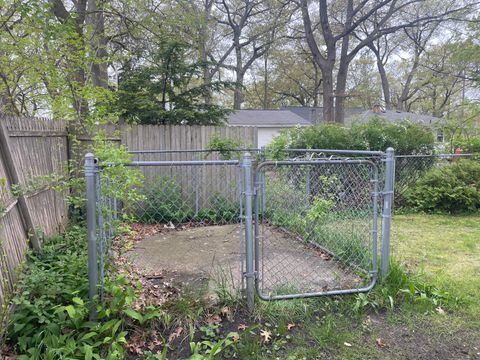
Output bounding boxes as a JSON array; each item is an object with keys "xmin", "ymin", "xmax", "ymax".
[{"xmin": 3, "ymin": 210, "xmax": 479, "ymax": 359}]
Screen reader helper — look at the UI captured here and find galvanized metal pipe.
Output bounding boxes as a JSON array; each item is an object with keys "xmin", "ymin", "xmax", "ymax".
[
  {"xmin": 85, "ymin": 153, "xmax": 98, "ymax": 321},
  {"xmin": 242, "ymin": 153, "xmax": 255, "ymax": 312},
  {"xmin": 381, "ymin": 148, "xmax": 395, "ymax": 276}
]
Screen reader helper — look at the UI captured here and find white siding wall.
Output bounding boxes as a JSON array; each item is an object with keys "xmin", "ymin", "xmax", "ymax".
[{"xmin": 257, "ymin": 127, "xmax": 284, "ymax": 147}]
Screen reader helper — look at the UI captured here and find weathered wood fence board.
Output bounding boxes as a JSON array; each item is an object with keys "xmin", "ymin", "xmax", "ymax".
[
  {"xmin": 0, "ymin": 118, "xmax": 258, "ymax": 307},
  {"xmin": 0, "ymin": 115, "xmax": 69, "ymax": 306}
]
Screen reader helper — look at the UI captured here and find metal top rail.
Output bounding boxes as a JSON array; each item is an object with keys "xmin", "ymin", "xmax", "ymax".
[
  {"xmin": 285, "ymin": 149, "xmax": 385, "ymax": 156},
  {"xmin": 128, "ymin": 148, "xmax": 262, "ymax": 154},
  {"xmin": 101, "ymin": 160, "xmax": 241, "ymax": 167},
  {"xmin": 395, "ymin": 153, "xmax": 476, "ymax": 158}
]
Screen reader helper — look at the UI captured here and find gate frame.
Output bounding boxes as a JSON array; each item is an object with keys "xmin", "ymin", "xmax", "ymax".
[{"xmin": 241, "ymin": 148, "xmax": 395, "ymax": 311}]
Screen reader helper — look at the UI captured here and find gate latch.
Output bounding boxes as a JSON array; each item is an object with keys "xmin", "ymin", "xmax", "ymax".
[{"xmin": 243, "ymin": 271, "xmax": 257, "ymax": 279}]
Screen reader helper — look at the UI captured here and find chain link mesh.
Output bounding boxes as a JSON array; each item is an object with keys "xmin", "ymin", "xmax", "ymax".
[{"xmin": 255, "ymin": 160, "xmax": 379, "ymax": 298}]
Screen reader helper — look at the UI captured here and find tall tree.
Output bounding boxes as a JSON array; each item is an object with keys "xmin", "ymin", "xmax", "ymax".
[
  {"xmin": 215, "ymin": 0, "xmax": 292, "ymax": 109},
  {"xmin": 299, "ymin": 0, "xmax": 472, "ymax": 123}
]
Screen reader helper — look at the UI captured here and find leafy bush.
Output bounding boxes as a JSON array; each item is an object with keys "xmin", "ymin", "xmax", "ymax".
[
  {"xmin": 405, "ymin": 159, "xmax": 480, "ymax": 213},
  {"xmin": 456, "ymin": 137, "xmax": 480, "ymax": 153},
  {"xmin": 138, "ymin": 177, "xmax": 238, "ymax": 225},
  {"xmin": 205, "ymin": 135, "xmax": 242, "ymax": 160},
  {"xmin": 267, "ymin": 117, "xmax": 435, "ymax": 158},
  {"xmin": 7, "ymin": 226, "xmax": 134, "ymax": 359},
  {"xmin": 352, "ymin": 117, "xmax": 435, "ymax": 155},
  {"xmin": 196, "ymin": 193, "xmax": 239, "ymax": 224},
  {"xmin": 137, "ymin": 176, "xmax": 194, "ymax": 223}
]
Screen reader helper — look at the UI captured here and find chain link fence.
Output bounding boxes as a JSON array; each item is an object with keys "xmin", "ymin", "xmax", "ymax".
[{"xmin": 94, "ymin": 147, "xmax": 480, "ymax": 314}]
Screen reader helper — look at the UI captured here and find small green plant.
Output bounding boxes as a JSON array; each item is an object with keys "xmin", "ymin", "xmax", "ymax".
[
  {"xmin": 196, "ymin": 193, "xmax": 239, "ymax": 224},
  {"xmin": 187, "ymin": 330, "xmax": 239, "ymax": 360},
  {"xmin": 137, "ymin": 176, "xmax": 193, "ymax": 223},
  {"xmin": 352, "ymin": 260, "xmax": 457, "ymax": 314},
  {"xmin": 124, "ymin": 306, "xmax": 162, "ymax": 326},
  {"xmin": 205, "ymin": 134, "xmax": 242, "ymax": 160}
]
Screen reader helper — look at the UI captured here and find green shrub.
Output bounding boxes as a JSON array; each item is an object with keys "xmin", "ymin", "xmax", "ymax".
[
  {"xmin": 138, "ymin": 177, "xmax": 238, "ymax": 225},
  {"xmin": 405, "ymin": 159, "xmax": 480, "ymax": 213},
  {"xmin": 137, "ymin": 176, "xmax": 194, "ymax": 223},
  {"xmin": 195, "ymin": 193, "xmax": 239, "ymax": 224},
  {"xmin": 267, "ymin": 117, "xmax": 435, "ymax": 158},
  {"xmin": 352, "ymin": 117, "xmax": 435, "ymax": 155},
  {"xmin": 205, "ymin": 134, "xmax": 242, "ymax": 160},
  {"xmin": 456, "ymin": 137, "xmax": 480, "ymax": 153}
]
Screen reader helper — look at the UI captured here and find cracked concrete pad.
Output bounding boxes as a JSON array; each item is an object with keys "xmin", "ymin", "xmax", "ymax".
[{"xmin": 129, "ymin": 224, "xmax": 362, "ymax": 295}]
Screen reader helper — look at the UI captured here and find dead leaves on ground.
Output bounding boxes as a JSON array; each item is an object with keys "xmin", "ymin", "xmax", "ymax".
[
  {"xmin": 168, "ymin": 327, "xmax": 184, "ymax": 343},
  {"xmin": 260, "ymin": 329, "xmax": 272, "ymax": 343},
  {"xmin": 376, "ymin": 337, "xmax": 386, "ymax": 348}
]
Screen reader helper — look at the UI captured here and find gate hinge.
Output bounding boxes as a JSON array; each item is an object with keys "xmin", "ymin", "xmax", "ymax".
[
  {"xmin": 381, "ymin": 190, "xmax": 394, "ymax": 195},
  {"xmin": 244, "ymin": 271, "xmax": 257, "ymax": 279}
]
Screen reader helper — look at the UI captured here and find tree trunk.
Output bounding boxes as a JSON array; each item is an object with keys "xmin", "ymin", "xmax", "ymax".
[
  {"xmin": 233, "ymin": 35, "xmax": 243, "ymax": 110},
  {"xmin": 200, "ymin": 0, "xmax": 213, "ymax": 105},
  {"xmin": 263, "ymin": 54, "xmax": 268, "ymax": 109},
  {"xmin": 334, "ymin": 58, "xmax": 349, "ymax": 124},
  {"xmin": 377, "ymin": 58, "xmax": 391, "ymax": 110},
  {"xmin": 313, "ymin": 64, "xmax": 319, "ymax": 107},
  {"xmin": 87, "ymin": 0, "xmax": 108, "ymax": 89},
  {"xmin": 322, "ymin": 68, "xmax": 334, "ymax": 122},
  {"xmin": 234, "ymin": 71, "xmax": 244, "ymax": 110},
  {"xmin": 397, "ymin": 52, "xmax": 420, "ymax": 111}
]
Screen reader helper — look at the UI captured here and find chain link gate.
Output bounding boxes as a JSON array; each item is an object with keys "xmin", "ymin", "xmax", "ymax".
[{"xmin": 241, "ymin": 149, "xmax": 394, "ymax": 306}]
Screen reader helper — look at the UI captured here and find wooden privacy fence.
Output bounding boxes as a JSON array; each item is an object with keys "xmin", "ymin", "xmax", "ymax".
[
  {"xmin": 0, "ymin": 115, "xmax": 69, "ymax": 306},
  {"xmin": 0, "ymin": 117, "xmax": 257, "ymax": 306}
]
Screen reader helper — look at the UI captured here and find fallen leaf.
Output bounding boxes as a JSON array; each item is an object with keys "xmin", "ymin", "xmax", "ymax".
[
  {"xmin": 221, "ymin": 306, "xmax": 233, "ymax": 321},
  {"xmin": 232, "ymin": 334, "xmax": 240, "ymax": 342},
  {"xmin": 287, "ymin": 323, "xmax": 296, "ymax": 330},
  {"xmin": 206, "ymin": 314, "xmax": 222, "ymax": 325},
  {"xmin": 238, "ymin": 324, "xmax": 247, "ymax": 331},
  {"xmin": 436, "ymin": 307, "xmax": 445, "ymax": 315},
  {"xmin": 168, "ymin": 327, "xmax": 183, "ymax": 343},
  {"xmin": 376, "ymin": 338, "xmax": 386, "ymax": 348},
  {"xmin": 344, "ymin": 342, "xmax": 352, "ymax": 347},
  {"xmin": 260, "ymin": 329, "xmax": 271, "ymax": 343}
]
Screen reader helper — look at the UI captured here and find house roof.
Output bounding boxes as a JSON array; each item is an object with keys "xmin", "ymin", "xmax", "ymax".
[
  {"xmin": 359, "ymin": 110, "xmax": 441, "ymax": 125},
  {"xmin": 228, "ymin": 110, "xmax": 311, "ymax": 127}
]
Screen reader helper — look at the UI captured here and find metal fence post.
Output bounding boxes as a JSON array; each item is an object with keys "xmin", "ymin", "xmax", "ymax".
[
  {"xmin": 381, "ymin": 148, "xmax": 395, "ymax": 277},
  {"xmin": 260, "ymin": 147, "xmax": 266, "ymax": 214},
  {"xmin": 243, "ymin": 153, "xmax": 255, "ymax": 312},
  {"xmin": 85, "ymin": 153, "xmax": 98, "ymax": 320}
]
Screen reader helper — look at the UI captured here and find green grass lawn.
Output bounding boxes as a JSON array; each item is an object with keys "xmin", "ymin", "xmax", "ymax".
[
  {"xmin": 392, "ymin": 213, "xmax": 480, "ymax": 316},
  {"xmin": 256, "ymin": 213, "xmax": 480, "ymax": 359}
]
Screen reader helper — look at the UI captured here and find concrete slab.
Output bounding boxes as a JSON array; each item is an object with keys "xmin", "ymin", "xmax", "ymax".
[{"xmin": 129, "ymin": 223, "xmax": 362, "ymax": 297}]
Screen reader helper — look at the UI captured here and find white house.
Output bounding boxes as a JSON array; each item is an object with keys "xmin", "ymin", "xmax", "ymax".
[{"xmin": 228, "ymin": 109, "xmax": 310, "ymax": 147}]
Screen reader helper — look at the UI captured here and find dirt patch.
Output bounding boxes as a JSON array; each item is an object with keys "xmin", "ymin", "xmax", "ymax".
[{"xmin": 358, "ymin": 314, "xmax": 480, "ymax": 360}]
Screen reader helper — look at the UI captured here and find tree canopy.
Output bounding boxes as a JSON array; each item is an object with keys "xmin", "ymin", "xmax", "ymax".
[{"xmin": 1, "ymin": 0, "xmax": 479, "ymax": 129}]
